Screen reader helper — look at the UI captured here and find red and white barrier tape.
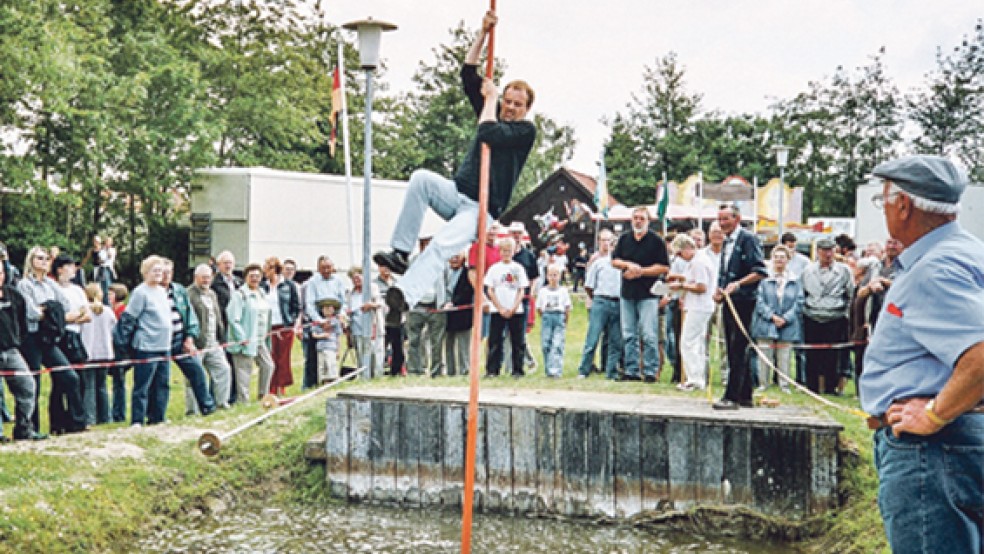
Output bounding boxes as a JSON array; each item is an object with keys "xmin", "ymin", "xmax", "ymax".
[{"xmin": 0, "ymin": 323, "xmax": 313, "ymax": 378}]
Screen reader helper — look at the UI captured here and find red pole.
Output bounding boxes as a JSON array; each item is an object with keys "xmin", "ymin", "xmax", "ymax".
[{"xmin": 461, "ymin": 2, "xmax": 495, "ymax": 552}]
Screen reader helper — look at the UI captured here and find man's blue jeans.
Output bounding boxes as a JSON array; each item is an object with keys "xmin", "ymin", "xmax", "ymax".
[
  {"xmin": 620, "ymin": 297, "xmax": 660, "ymax": 378},
  {"xmin": 577, "ymin": 297, "xmax": 621, "ymax": 378},
  {"xmin": 873, "ymin": 414, "xmax": 983, "ymax": 554},
  {"xmin": 390, "ymin": 170, "xmax": 482, "ymax": 308},
  {"xmin": 539, "ymin": 312, "xmax": 565, "ymax": 376},
  {"xmin": 170, "ymin": 343, "xmax": 215, "ymax": 414}
]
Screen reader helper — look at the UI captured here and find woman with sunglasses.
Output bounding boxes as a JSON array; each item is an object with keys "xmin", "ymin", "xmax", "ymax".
[{"xmin": 16, "ymin": 246, "xmax": 87, "ymax": 434}]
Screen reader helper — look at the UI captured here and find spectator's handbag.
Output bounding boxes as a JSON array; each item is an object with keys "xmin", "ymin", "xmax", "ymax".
[{"xmin": 60, "ymin": 330, "xmax": 89, "ymax": 364}]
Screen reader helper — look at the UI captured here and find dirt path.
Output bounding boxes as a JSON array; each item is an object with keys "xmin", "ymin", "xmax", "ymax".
[{"xmin": 2, "ymin": 423, "xmax": 209, "ymax": 461}]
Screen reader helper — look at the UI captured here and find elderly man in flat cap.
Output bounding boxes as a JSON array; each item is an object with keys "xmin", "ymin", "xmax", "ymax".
[{"xmin": 860, "ymin": 155, "xmax": 984, "ymax": 554}]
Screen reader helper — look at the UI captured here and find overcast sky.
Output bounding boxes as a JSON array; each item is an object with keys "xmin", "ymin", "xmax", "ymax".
[{"xmin": 329, "ymin": 1, "xmax": 980, "ymax": 176}]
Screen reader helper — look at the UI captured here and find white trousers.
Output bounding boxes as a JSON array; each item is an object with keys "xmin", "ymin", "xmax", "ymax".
[{"xmin": 680, "ymin": 310, "xmax": 712, "ymax": 389}]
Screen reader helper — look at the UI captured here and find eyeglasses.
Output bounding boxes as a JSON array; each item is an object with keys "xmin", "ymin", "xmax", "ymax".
[
  {"xmin": 34, "ymin": 255, "xmax": 50, "ymax": 261},
  {"xmin": 871, "ymin": 192, "xmax": 901, "ymax": 210}
]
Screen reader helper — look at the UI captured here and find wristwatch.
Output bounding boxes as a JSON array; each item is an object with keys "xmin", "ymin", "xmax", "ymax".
[{"xmin": 925, "ymin": 399, "xmax": 952, "ymax": 426}]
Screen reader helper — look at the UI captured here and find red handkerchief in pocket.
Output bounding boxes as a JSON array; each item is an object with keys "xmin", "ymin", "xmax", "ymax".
[{"xmin": 886, "ymin": 302, "xmax": 903, "ymax": 318}]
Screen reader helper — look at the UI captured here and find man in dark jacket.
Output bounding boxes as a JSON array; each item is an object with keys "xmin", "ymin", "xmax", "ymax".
[
  {"xmin": 713, "ymin": 204, "xmax": 767, "ymax": 410},
  {"xmin": 374, "ymin": 9, "xmax": 536, "ymax": 318},
  {"xmin": 0, "ymin": 263, "xmax": 46, "ymax": 441},
  {"xmin": 188, "ymin": 264, "xmax": 232, "ymax": 411},
  {"xmin": 210, "ymin": 250, "xmax": 242, "ymax": 403}
]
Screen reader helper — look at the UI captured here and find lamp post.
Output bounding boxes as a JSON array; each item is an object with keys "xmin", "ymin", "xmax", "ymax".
[
  {"xmin": 343, "ymin": 17, "xmax": 396, "ymax": 379},
  {"xmin": 771, "ymin": 144, "xmax": 790, "ymax": 240}
]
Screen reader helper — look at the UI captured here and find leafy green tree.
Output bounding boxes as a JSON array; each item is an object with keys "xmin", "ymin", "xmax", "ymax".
[
  {"xmin": 776, "ymin": 50, "xmax": 903, "ymax": 216},
  {"xmin": 604, "ymin": 53, "xmax": 704, "ymax": 206},
  {"xmin": 909, "ymin": 19, "xmax": 983, "ymax": 182}
]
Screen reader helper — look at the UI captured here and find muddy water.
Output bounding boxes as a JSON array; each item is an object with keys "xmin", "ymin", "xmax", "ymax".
[{"xmin": 140, "ymin": 502, "xmax": 796, "ymax": 553}]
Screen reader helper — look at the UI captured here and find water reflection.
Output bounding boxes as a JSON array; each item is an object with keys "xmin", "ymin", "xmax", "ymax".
[{"xmin": 141, "ymin": 503, "xmax": 794, "ymax": 553}]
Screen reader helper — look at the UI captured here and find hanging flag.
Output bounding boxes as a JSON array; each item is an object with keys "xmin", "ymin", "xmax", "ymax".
[
  {"xmin": 594, "ymin": 149, "xmax": 610, "ymax": 218},
  {"xmin": 329, "ymin": 66, "xmax": 342, "ymax": 157},
  {"xmin": 655, "ymin": 180, "xmax": 670, "ymax": 222}
]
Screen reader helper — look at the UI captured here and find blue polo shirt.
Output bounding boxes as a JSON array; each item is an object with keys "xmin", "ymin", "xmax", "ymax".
[{"xmin": 860, "ymin": 222, "xmax": 984, "ymax": 416}]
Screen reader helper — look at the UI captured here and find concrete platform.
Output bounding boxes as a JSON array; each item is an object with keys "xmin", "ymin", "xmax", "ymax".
[{"xmin": 323, "ymin": 386, "xmax": 842, "ymax": 520}]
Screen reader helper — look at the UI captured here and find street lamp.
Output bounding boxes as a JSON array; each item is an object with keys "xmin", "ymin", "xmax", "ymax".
[
  {"xmin": 343, "ymin": 17, "xmax": 396, "ymax": 379},
  {"xmin": 771, "ymin": 144, "xmax": 790, "ymax": 240}
]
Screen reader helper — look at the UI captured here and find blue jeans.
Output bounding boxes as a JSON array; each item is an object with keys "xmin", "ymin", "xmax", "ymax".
[
  {"xmin": 577, "ymin": 297, "xmax": 622, "ymax": 378},
  {"xmin": 81, "ymin": 365, "xmax": 110, "ymax": 425},
  {"xmin": 0, "ymin": 348, "xmax": 37, "ymax": 438},
  {"xmin": 391, "ymin": 170, "xmax": 483, "ymax": 307},
  {"xmin": 873, "ymin": 414, "xmax": 983, "ymax": 553},
  {"xmin": 19, "ymin": 332, "xmax": 85, "ymax": 433},
  {"xmin": 131, "ymin": 350, "xmax": 169, "ymax": 425},
  {"xmin": 539, "ymin": 312, "xmax": 566, "ymax": 376},
  {"xmin": 170, "ymin": 342, "xmax": 215, "ymax": 414},
  {"xmin": 110, "ymin": 365, "xmax": 129, "ymax": 423},
  {"xmin": 620, "ymin": 297, "xmax": 660, "ymax": 378}
]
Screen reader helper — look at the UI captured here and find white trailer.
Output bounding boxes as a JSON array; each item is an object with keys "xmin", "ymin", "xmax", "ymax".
[
  {"xmin": 855, "ymin": 182, "xmax": 984, "ymax": 246},
  {"xmin": 188, "ymin": 167, "xmax": 444, "ymax": 272}
]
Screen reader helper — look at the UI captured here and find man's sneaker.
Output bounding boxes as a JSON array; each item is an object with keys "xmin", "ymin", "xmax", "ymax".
[
  {"xmin": 712, "ymin": 399, "xmax": 740, "ymax": 410},
  {"xmin": 373, "ymin": 250, "xmax": 409, "ymax": 275},
  {"xmin": 385, "ymin": 287, "xmax": 409, "ymax": 316}
]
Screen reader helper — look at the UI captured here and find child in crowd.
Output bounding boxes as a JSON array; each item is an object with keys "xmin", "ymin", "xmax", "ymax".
[
  {"xmin": 483, "ymin": 237, "xmax": 529, "ymax": 378},
  {"xmin": 107, "ymin": 282, "xmax": 130, "ymax": 422},
  {"xmin": 108, "ymin": 283, "xmax": 128, "ymax": 318},
  {"xmin": 79, "ymin": 283, "xmax": 116, "ymax": 425},
  {"xmin": 536, "ymin": 264, "xmax": 571, "ymax": 378},
  {"xmin": 311, "ymin": 300, "xmax": 344, "ymax": 384}
]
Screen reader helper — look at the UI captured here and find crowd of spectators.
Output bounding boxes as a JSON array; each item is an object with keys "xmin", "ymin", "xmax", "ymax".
[{"xmin": 1, "ymin": 214, "xmax": 900, "ymax": 440}]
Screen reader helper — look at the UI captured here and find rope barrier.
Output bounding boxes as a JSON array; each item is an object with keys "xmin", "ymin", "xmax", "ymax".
[
  {"xmin": 197, "ymin": 365, "xmax": 367, "ymax": 457},
  {"xmin": 721, "ymin": 293, "xmax": 869, "ymax": 420}
]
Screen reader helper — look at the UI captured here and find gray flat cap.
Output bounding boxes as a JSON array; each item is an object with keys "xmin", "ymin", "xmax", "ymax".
[
  {"xmin": 816, "ymin": 238, "xmax": 836, "ymax": 249},
  {"xmin": 871, "ymin": 155, "xmax": 967, "ymax": 204}
]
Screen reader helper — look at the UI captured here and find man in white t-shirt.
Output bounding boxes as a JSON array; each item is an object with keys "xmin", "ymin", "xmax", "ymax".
[
  {"xmin": 483, "ymin": 237, "xmax": 529, "ymax": 377},
  {"xmin": 667, "ymin": 234, "xmax": 716, "ymax": 390}
]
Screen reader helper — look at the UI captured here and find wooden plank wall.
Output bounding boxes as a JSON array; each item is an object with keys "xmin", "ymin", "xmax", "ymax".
[{"xmin": 324, "ymin": 397, "xmax": 839, "ymax": 519}]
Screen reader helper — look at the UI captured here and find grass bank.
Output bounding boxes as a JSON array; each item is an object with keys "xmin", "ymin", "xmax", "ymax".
[{"xmin": 0, "ymin": 296, "xmax": 887, "ymax": 553}]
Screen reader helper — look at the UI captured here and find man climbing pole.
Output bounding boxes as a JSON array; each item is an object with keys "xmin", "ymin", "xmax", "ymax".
[{"xmin": 373, "ymin": 9, "xmax": 537, "ymax": 316}]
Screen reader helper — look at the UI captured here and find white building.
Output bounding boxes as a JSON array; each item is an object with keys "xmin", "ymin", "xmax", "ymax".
[{"xmin": 189, "ymin": 167, "xmax": 444, "ymax": 272}]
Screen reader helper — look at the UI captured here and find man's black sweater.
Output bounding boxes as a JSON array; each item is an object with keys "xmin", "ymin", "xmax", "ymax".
[{"xmin": 454, "ymin": 64, "xmax": 536, "ymax": 219}]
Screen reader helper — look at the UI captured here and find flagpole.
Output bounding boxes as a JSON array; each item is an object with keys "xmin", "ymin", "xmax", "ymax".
[
  {"xmin": 595, "ymin": 146, "xmax": 607, "ymax": 249},
  {"xmin": 697, "ymin": 170, "xmax": 704, "ymax": 233},
  {"xmin": 752, "ymin": 175, "xmax": 759, "ymax": 234},
  {"xmin": 661, "ymin": 171, "xmax": 668, "ymax": 235},
  {"xmin": 339, "ymin": 42, "xmax": 357, "ymax": 268}
]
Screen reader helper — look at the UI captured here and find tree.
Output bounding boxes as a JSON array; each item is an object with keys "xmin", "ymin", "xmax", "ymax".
[
  {"xmin": 604, "ymin": 53, "xmax": 704, "ymax": 206},
  {"xmin": 909, "ymin": 19, "xmax": 983, "ymax": 182},
  {"xmin": 776, "ymin": 49, "xmax": 903, "ymax": 216}
]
